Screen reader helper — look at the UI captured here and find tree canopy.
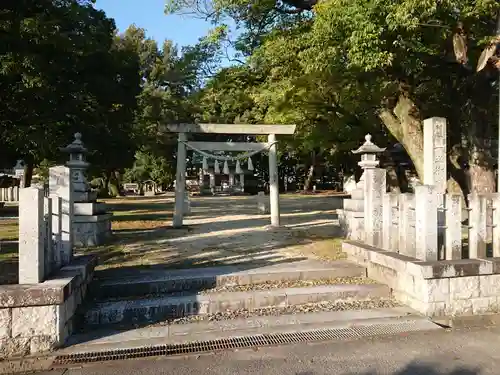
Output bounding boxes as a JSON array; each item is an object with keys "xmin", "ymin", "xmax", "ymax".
[
  {"xmin": 3, "ymin": 0, "xmax": 500, "ymax": 195},
  {"xmin": 167, "ymin": 0, "xmax": 500, "ymax": 193}
]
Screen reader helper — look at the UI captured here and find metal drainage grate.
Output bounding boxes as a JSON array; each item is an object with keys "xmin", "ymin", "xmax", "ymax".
[{"xmin": 53, "ymin": 320, "xmax": 432, "ymax": 365}]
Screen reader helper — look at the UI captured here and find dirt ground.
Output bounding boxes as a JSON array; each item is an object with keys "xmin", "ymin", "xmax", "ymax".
[{"xmin": 0, "ymin": 194, "xmax": 346, "ymax": 283}]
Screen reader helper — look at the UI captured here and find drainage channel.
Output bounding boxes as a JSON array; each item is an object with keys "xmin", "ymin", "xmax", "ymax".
[{"xmin": 53, "ymin": 320, "xmax": 435, "ymax": 366}]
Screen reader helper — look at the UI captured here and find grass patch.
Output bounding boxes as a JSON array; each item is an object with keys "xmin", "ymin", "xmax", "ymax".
[
  {"xmin": 0, "ymin": 219, "xmax": 19, "ymax": 284},
  {"xmin": 0, "ymin": 220, "xmax": 18, "ymax": 241},
  {"xmin": 286, "ymin": 237, "xmax": 345, "ymax": 262},
  {"xmin": 77, "ymin": 196, "xmax": 175, "ymax": 270}
]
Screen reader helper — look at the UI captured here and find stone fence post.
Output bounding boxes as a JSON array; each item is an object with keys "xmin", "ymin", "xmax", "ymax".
[
  {"xmin": 469, "ymin": 193, "xmax": 487, "ymax": 259},
  {"xmin": 49, "ymin": 165, "xmax": 74, "ymax": 266},
  {"xmin": 352, "ymin": 135, "xmax": 386, "ymax": 247},
  {"xmin": 382, "ymin": 193, "xmax": 399, "ymax": 251},
  {"xmin": 44, "ymin": 196, "xmax": 53, "ymax": 277},
  {"xmin": 445, "ymin": 194, "xmax": 462, "ymax": 260},
  {"xmin": 18, "ymin": 187, "xmax": 45, "ymax": 283},
  {"xmin": 415, "ymin": 185, "xmax": 439, "ymax": 261},
  {"xmin": 493, "ymin": 194, "xmax": 500, "ymax": 258}
]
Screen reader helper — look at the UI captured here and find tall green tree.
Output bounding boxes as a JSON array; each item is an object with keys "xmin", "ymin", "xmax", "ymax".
[
  {"xmin": 169, "ymin": 0, "xmax": 500, "ymax": 195},
  {"xmin": 0, "ymin": 0, "xmax": 139, "ymax": 185}
]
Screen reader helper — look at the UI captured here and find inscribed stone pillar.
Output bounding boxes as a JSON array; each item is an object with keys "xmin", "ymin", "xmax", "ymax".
[
  {"xmin": 49, "ymin": 165, "xmax": 74, "ymax": 266},
  {"xmin": 19, "ymin": 187, "xmax": 45, "ymax": 284},
  {"xmin": 423, "ymin": 117, "xmax": 447, "ymax": 193},
  {"xmin": 268, "ymin": 134, "xmax": 280, "ymax": 226},
  {"xmin": 363, "ymin": 167, "xmax": 386, "ymax": 247},
  {"xmin": 173, "ymin": 133, "xmax": 187, "ymax": 228},
  {"xmin": 415, "ymin": 185, "xmax": 439, "ymax": 261}
]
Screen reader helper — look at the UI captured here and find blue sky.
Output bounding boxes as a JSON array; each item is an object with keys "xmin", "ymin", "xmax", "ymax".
[{"xmin": 94, "ymin": 0, "xmax": 214, "ymax": 48}]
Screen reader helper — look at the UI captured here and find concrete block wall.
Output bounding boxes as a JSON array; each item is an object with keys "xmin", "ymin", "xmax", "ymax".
[{"xmin": 0, "ymin": 256, "xmax": 96, "ymax": 359}]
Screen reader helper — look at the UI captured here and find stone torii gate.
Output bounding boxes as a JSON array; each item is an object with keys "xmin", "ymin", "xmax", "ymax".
[{"xmin": 166, "ymin": 123, "xmax": 296, "ymax": 228}]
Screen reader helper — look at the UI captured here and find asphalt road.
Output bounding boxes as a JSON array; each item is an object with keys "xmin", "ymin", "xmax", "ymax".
[{"xmin": 38, "ymin": 326, "xmax": 500, "ymax": 375}]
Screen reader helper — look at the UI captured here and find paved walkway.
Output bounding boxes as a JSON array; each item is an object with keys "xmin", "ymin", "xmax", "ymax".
[{"xmin": 35, "ymin": 326, "xmax": 500, "ymax": 375}]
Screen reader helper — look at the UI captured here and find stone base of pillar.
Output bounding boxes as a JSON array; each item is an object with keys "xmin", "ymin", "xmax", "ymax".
[{"xmin": 73, "ymin": 213, "xmax": 113, "ymax": 247}]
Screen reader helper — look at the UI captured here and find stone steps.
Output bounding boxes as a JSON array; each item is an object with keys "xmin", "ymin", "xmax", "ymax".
[
  {"xmin": 76, "ymin": 260, "xmax": 394, "ymax": 333},
  {"xmin": 82, "ymin": 283, "xmax": 391, "ymax": 328},
  {"xmin": 90, "ymin": 260, "xmax": 367, "ymax": 300}
]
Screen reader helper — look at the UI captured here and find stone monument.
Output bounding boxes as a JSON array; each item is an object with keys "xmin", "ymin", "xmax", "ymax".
[{"xmin": 61, "ymin": 133, "xmax": 112, "ymax": 247}]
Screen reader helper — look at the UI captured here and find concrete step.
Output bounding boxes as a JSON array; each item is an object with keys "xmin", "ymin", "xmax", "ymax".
[
  {"xmin": 82, "ymin": 283, "xmax": 391, "ymax": 328},
  {"xmin": 62, "ymin": 307, "xmax": 439, "ymax": 358},
  {"xmin": 90, "ymin": 260, "xmax": 366, "ymax": 300}
]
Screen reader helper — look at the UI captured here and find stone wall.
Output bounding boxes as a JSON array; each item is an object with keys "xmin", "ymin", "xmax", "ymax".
[
  {"xmin": 339, "ymin": 180, "xmax": 364, "ymax": 241},
  {"xmin": 0, "ymin": 256, "xmax": 96, "ymax": 359},
  {"xmin": 343, "ymin": 241, "xmax": 500, "ymax": 319}
]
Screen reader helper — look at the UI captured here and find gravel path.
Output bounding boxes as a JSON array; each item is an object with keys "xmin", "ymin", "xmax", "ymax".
[
  {"xmin": 95, "ymin": 277, "xmax": 378, "ymax": 302},
  {"xmin": 159, "ymin": 298, "xmax": 400, "ymax": 326},
  {"xmin": 199, "ymin": 277, "xmax": 377, "ymax": 294}
]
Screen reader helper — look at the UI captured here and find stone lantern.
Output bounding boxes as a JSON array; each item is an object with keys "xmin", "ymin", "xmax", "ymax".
[
  {"xmin": 351, "ymin": 134, "xmax": 386, "ymax": 247},
  {"xmin": 352, "ymin": 134, "xmax": 386, "ymax": 169},
  {"xmin": 60, "ymin": 133, "xmax": 112, "ymax": 247},
  {"xmin": 339, "ymin": 134, "xmax": 386, "ymax": 242},
  {"xmin": 61, "ymin": 133, "xmax": 96, "ymax": 202}
]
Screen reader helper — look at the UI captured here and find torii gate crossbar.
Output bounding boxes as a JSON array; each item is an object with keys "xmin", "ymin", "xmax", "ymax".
[{"xmin": 166, "ymin": 123, "xmax": 296, "ymax": 228}]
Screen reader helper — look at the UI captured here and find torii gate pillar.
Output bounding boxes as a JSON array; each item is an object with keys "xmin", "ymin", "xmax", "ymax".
[
  {"xmin": 173, "ymin": 132, "xmax": 187, "ymax": 228},
  {"xmin": 164, "ymin": 123, "xmax": 296, "ymax": 228},
  {"xmin": 268, "ymin": 134, "xmax": 280, "ymax": 226}
]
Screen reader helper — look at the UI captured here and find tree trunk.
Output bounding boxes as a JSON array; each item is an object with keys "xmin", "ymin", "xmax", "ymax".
[
  {"xmin": 386, "ymin": 164, "xmax": 401, "ymax": 193},
  {"xmin": 103, "ymin": 170, "xmax": 112, "ymax": 196},
  {"xmin": 468, "ymin": 164, "xmax": 495, "ymax": 194},
  {"xmin": 468, "ymin": 137, "xmax": 496, "ymax": 194},
  {"xmin": 22, "ymin": 162, "xmax": 34, "ymax": 188},
  {"xmin": 379, "ymin": 95, "xmax": 494, "ymax": 204},
  {"xmin": 379, "ymin": 94, "xmax": 425, "ymax": 181},
  {"xmin": 113, "ymin": 170, "xmax": 122, "ymax": 196},
  {"xmin": 303, "ymin": 150, "xmax": 324, "ymax": 191},
  {"xmin": 303, "ymin": 165, "xmax": 315, "ymax": 191}
]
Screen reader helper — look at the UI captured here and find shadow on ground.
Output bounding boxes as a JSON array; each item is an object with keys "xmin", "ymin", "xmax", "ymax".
[
  {"xmin": 64, "ymin": 195, "xmax": 347, "ymax": 344},
  {"xmin": 85, "ymin": 195, "xmax": 345, "ymax": 279},
  {"xmin": 1, "ymin": 195, "xmax": 345, "ymax": 285},
  {"xmin": 0, "ymin": 241, "xmax": 18, "ymax": 284},
  {"xmin": 296, "ymin": 362, "xmax": 480, "ymax": 374},
  {"xmin": 0, "ymin": 204, "xmax": 18, "ymax": 218}
]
